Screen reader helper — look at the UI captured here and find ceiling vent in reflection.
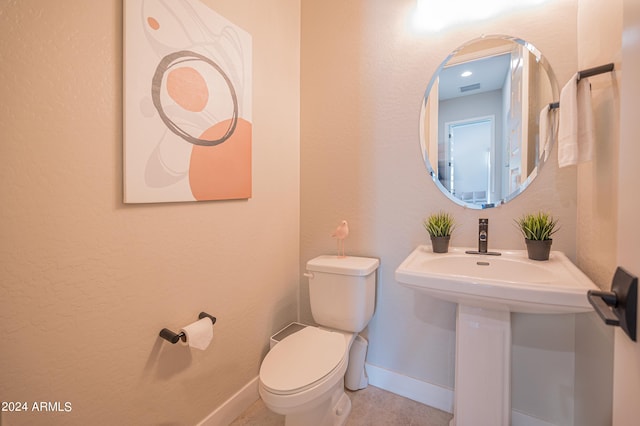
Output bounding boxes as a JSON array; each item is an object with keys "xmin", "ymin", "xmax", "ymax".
[{"xmin": 460, "ymin": 83, "xmax": 481, "ymax": 93}]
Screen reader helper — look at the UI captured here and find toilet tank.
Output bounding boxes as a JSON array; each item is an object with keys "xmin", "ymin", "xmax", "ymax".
[{"xmin": 306, "ymin": 255, "xmax": 379, "ymax": 333}]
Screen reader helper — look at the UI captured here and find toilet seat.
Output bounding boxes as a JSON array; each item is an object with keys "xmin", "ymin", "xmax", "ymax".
[{"xmin": 260, "ymin": 327, "xmax": 347, "ymax": 395}]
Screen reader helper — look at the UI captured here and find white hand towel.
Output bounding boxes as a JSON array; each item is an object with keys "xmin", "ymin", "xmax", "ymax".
[
  {"xmin": 576, "ymin": 77, "xmax": 595, "ymax": 163},
  {"xmin": 558, "ymin": 74, "xmax": 595, "ymax": 167},
  {"xmin": 538, "ymin": 104, "xmax": 552, "ymax": 162}
]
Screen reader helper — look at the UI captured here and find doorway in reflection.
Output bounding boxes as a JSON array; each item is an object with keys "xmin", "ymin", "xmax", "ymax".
[{"xmin": 444, "ymin": 117, "xmax": 493, "ymax": 204}]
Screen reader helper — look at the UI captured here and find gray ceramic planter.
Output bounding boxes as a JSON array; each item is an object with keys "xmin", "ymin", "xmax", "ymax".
[
  {"xmin": 525, "ymin": 239, "xmax": 552, "ymax": 261},
  {"xmin": 430, "ymin": 235, "xmax": 451, "ymax": 253}
]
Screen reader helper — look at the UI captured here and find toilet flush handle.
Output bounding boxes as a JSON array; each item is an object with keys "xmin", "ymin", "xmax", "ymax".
[{"xmin": 303, "ymin": 272, "xmax": 314, "ymax": 279}]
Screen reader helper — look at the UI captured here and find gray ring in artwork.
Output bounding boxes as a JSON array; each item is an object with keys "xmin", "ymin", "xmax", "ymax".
[{"xmin": 151, "ymin": 50, "xmax": 239, "ymax": 147}]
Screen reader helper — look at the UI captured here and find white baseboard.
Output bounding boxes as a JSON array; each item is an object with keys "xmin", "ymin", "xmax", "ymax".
[
  {"xmin": 366, "ymin": 363, "xmax": 557, "ymax": 426},
  {"xmin": 512, "ymin": 410, "xmax": 556, "ymax": 426},
  {"xmin": 197, "ymin": 377, "xmax": 259, "ymax": 426},
  {"xmin": 365, "ymin": 363, "xmax": 454, "ymax": 414}
]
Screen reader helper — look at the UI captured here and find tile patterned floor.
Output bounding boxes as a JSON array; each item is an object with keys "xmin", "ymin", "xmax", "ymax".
[{"xmin": 230, "ymin": 385, "xmax": 453, "ymax": 426}]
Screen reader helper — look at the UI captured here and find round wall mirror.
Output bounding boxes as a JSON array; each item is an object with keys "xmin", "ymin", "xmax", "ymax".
[{"xmin": 420, "ymin": 35, "xmax": 559, "ymax": 209}]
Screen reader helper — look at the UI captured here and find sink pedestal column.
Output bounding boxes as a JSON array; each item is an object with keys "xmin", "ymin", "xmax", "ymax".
[{"xmin": 451, "ymin": 304, "xmax": 511, "ymax": 426}]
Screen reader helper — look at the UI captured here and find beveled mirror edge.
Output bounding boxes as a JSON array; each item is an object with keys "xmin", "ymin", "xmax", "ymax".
[{"xmin": 420, "ymin": 34, "xmax": 560, "ymax": 210}]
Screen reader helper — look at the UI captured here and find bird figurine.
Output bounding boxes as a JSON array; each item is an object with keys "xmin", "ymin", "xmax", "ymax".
[{"xmin": 331, "ymin": 220, "xmax": 349, "ymax": 258}]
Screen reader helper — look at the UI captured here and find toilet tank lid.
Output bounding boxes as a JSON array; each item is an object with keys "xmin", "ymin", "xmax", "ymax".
[{"xmin": 306, "ymin": 255, "xmax": 379, "ymax": 276}]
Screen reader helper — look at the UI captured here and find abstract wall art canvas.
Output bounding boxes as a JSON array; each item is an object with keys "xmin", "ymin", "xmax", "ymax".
[{"xmin": 124, "ymin": 0, "xmax": 252, "ymax": 203}]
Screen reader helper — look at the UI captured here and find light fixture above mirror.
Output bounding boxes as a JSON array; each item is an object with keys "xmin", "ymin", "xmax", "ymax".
[
  {"xmin": 412, "ymin": 0, "xmax": 551, "ymax": 32},
  {"xmin": 420, "ymin": 35, "xmax": 559, "ymax": 209}
]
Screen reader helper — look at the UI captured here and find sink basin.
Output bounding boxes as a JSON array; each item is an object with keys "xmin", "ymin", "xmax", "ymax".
[{"xmin": 395, "ymin": 245, "xmax": 598, "ymax": 314}]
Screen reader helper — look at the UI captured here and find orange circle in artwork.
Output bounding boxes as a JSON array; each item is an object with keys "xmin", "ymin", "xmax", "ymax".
[
  {"xmin": 147, "ymin": 17, "xmax": 160, "ymax": 30},
  {"xmin": 189, "ymin": 118, "xmax": 252, "ymax": 201},
  {"xmin": 166, "ymin": 67, "xmax": 210, "ymax": 112}
]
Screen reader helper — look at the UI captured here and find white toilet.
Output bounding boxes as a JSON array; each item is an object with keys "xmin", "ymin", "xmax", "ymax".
[{"xmin": 259, "ymin": 255, "xmax": 379, "ymax": 426}]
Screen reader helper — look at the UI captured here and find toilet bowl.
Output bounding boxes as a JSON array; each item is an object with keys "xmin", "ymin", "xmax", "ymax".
[
  {"xmin": 258, "ymin": 255, "xmax": 379, "ymax": 426},
  {"xmin": 259, "ymin": 327, "xmax": 356, "ymax": 425}
]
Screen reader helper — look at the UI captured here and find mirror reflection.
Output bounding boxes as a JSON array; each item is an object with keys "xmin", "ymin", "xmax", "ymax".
[{"xmin": 421, "ymin": 36, "xmax": 558, "ymax": 208}]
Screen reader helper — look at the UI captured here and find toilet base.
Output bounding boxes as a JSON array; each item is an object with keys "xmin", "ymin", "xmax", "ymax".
[{"xmin": 282, "ymin": 378, "xmax": 352, "ymax": 426}]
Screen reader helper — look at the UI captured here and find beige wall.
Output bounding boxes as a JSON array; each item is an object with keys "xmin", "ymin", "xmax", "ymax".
[
  {"xmin": 613, "ymin": 0, "xmax": 640, "ymax": 423},
  {"xmin": 300, "ymin": 0, "xmax": 602, "ymax": 424},
  {"xmin": 0, "ymin": 1, "xmax": 300, "ymax": 425},
  {"xmin": 576, "ymin": 0, "xmax": 622, "ymax": 290},
  {"xmin": 574, "ymin": 0, "xmax": 622, "ymax": 424}
]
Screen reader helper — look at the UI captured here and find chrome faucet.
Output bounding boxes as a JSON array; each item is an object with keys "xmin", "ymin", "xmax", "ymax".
[{"xmin": 466, "ymin": 218, "xmax": 501, "ymax": 256}]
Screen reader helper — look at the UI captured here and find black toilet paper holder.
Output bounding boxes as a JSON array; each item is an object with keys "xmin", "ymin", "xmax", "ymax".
[
  {"xmin": 587, "ymin": 267, "xmax": 637, "ymax": 342},
  {"xmin": 159, "ymin": 312, "xmax": 217, "ymax": 344}
]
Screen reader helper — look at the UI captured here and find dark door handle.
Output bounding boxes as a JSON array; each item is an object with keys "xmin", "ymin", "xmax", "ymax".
[
  {"xmin": 587, "ymin": 267, "xmax": 637, "ymax": 342},
  {"xmin": 587, "ymin": 290, "xmax": 620, "ymax": 326}
]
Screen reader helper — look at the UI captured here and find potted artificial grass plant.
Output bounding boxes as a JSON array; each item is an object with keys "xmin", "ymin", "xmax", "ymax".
[
  {"xmin": 424, "ymin": 211, "xmax": 455, "ymax": 253},
  {"xmin": 515, "ymin": 211, "xmax": 559, "ymax": 261}
]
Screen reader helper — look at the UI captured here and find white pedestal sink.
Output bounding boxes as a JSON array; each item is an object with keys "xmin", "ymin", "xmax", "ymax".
[{"xmin": 395, "ymin": 246, "xmax": 598, "ymax": 426}]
